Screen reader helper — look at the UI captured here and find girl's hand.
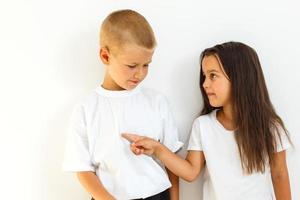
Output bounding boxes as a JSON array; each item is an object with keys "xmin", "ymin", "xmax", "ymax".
[{"xmin": 121, "ymin": 133, "xmax": 162, "ymax": 156}]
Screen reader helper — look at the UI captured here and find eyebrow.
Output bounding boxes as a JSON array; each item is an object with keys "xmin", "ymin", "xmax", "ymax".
[
  {"xmin": 128, "ymin": 60, "xmax": 152, "ymax": 65},
  {"xmin": 203, "ymin": 69, "xmax": 220, "ymax": 74}
]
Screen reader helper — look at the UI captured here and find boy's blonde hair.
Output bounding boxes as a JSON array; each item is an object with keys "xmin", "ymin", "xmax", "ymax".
[{"xmin": 100, "ymin": 9, "xmax": 156, "ymax": 54}]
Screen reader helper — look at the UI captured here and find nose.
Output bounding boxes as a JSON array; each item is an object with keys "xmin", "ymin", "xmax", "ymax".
[
  {"xmin": 202, "ymin": 77, "xmax": 209, "ymax": 89},
  {"xmin": 134, "ymin": 66, "xmax": 146, "ymax": 79}
]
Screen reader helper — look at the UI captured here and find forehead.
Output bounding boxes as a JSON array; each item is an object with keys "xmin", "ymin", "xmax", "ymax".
[
  {"xmin": 114, "ymin": 44, "xmax": 154, "ymax": 62},
  {"xmin": 201, "ymin": 54, "xmax": 222, "ymax": 72}
]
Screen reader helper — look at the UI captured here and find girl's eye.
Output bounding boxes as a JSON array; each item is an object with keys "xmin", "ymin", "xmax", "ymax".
[
  {"xmin": 143, "ymin": 64, "xmax": 149, "ymax": 68},
  {"xmin": 210, "ymin": 73, "xmax": 217, "ymax": 80}
]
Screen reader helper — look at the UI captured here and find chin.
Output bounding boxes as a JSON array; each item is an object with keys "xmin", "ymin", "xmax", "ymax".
[
  {"xmin": 123, "ymin": 85, "xmax": 137, "ymax": 90},
  {"xmin": 209, "ymin": 101, "xmax": 221, "ymax": 108}
]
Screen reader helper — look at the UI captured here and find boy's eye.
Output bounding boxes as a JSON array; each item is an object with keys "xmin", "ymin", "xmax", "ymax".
[
  {"xmin": 126, "ymin": 64, "xmax": 137, "ymax": 68},
  {"xmin": 143, "ymin": 64, "xmax": 149, "ymax": 68}
]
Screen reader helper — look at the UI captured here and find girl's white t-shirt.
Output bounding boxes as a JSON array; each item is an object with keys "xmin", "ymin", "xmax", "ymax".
[
  {"xmin": 63, "ymin": 86, "xmax": 183, "ymax": 200},
  {"xmin": 188, "ymin": 109, "xmax": 291, "ymax": 200}
]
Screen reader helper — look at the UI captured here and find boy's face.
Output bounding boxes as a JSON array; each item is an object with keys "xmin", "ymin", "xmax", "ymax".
[{"xmin": 100, "ymin": 44, "xmax": 154, "ymax": 90}]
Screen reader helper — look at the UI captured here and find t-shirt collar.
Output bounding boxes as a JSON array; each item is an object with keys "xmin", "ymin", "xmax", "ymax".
[{"xmin": 95, "ymin": 84, "xmax": 141, "ymax": 98}]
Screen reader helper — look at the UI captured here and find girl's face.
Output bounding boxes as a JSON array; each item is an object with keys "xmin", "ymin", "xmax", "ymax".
[{"xmin": 202, "ymin": 54, "xmax": 232, "ymax": 108}]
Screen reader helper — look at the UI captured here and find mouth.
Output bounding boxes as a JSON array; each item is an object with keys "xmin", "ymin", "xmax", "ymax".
[
  {"xmin": 129, "ymin": 80, "xmax": 140, "ymax": 85},
  {"xmin": 206, "ymin": 92, "xmax": 216, "ymax": 97}
]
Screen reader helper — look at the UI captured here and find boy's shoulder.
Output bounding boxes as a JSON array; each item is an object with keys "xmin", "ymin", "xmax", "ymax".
[{"xmin": 73, "ymin": 89, "xmax": 100, "ymax": 110}]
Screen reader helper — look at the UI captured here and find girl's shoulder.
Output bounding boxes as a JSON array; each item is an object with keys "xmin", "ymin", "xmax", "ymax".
[{"xmin": 194, "ymin": 110, "xmax": 217, "ymax": 125}]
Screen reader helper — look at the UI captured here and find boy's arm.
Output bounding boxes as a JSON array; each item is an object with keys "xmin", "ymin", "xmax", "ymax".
[
  {"xmin": 166, "ymin": 168, "xmax": 179, "ymax": 200},
  {"xmin": 77, "ymin": 171, "xmax": 115, "ymax": 200},
  {"xmin": 270, "ymin": 150, "xmax": 291, "ymax": 200}
]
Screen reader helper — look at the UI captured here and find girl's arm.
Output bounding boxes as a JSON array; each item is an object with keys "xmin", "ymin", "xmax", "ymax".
[
  {"xmin": 122, "ymin": 133, "xmax": 206, "ymax": 182},
  {"xmin": 270, "ymin": 150, "xmax": 291, "ymax": 200},
  {"xmin": 156, "ymin": 144, "xmax": 205, "ymax": 182},
  {"xmin": 77, "ymin": 171, "xmax": 115, "ymax": 200}
]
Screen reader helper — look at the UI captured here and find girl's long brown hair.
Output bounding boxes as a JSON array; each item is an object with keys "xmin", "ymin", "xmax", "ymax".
[{"xmin": 199, "ymin": 42, "xmax": 291, "ymax": 174}]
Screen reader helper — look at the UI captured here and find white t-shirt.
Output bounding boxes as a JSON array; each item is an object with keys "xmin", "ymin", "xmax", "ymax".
[
  {"xmin": 62, "ymin": 86, "xmax": 183, "ymax": 200},
  {"xmin": 188, "ymin": 109, "xmax": 291, "ymax": 200}
]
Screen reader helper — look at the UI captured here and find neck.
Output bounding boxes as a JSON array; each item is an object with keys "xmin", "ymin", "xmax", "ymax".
[
  {"xmin": 221, "ymin": 104, "xmax": 234, "ymax": 121},
  {"xmin": 102, "ymin": 73, "xmax": 124, "ymax": 91},
  {"xmin": 218, "ymin": 104, "xmax": 236, "ymax": 131}
]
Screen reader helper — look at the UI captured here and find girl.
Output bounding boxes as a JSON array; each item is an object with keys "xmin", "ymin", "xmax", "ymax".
[{"xmin": 122, "ymin": 42, "xmax": 292, "ymax": 200}]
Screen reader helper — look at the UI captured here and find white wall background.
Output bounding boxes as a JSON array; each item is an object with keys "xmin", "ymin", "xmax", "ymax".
[{"xmin": 0, "ymin": 0, "xmax": 299, "ymax": 199}]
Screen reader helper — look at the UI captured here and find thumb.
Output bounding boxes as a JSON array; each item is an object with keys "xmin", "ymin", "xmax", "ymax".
[{"xmin": 134, "ymin": 139, "xmax": 149, "ymax": 149}]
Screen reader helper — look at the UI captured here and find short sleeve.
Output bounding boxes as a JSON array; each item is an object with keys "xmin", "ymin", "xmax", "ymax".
[
  {"xmin": 274, "ymin": 126, "xmax": 291, "ymax": 152},
  {"xmin": 62, "ymin": 104, "xmax": 95, "ymax": 172},
  {"xmin": 159, "ymin": 96, "xmax": 183, "ymax": 153},
  {"xmin": 187, "ymin": 119, "xmax": 203, "ymax": 151}
]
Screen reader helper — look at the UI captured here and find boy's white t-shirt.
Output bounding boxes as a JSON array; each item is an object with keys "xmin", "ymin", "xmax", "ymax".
[
  {"xmin": 62, "ymin": 86, "xmax": 183, "ymax": 200},
  {"xmin": 188, "ymin": 109, "xmax": 291, "ymax": 200}
]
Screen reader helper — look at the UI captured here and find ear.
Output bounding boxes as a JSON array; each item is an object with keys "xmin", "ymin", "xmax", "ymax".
[{"xmin": 99, "ymin": 46, "xmax": 110, "ymax": 65}]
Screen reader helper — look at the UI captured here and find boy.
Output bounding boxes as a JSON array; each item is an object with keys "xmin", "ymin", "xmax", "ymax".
[{"xmin": 63, "ymin": 9, "xmax": 183, "ymax": 200}]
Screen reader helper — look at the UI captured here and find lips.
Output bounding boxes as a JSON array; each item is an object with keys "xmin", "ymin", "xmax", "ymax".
[
  {"xmin": 206, "ymin": 92, "xmax": 216, "ymax": 97},
  {"xmin": 129, "ymin": 80, "xmax": 139, "ymax": 84}
]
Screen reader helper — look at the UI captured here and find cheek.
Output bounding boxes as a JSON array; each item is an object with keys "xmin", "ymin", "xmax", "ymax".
[
  {"xmin": 213, "ymin": 80, "xmax": 230, "ymax": 95},
  {"xmin": 117, "ymin": 66, "xmax": 133, "ymax": 78},
  {"xmin": 109, "ymin": 63, "xmax": 119, "ymax": 75},
  {"xmin": 219, "ymin": 83, "xmax": 231, "ymax": 100},
  {"xmin": 142, "ymin": 68, "xmax": 148, "ymax": 77}
]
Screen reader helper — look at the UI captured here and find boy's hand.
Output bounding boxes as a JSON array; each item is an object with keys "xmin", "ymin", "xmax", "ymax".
[{"xmin": 121, "ymin": 133, "xmax": 161, "ymax": 156}]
